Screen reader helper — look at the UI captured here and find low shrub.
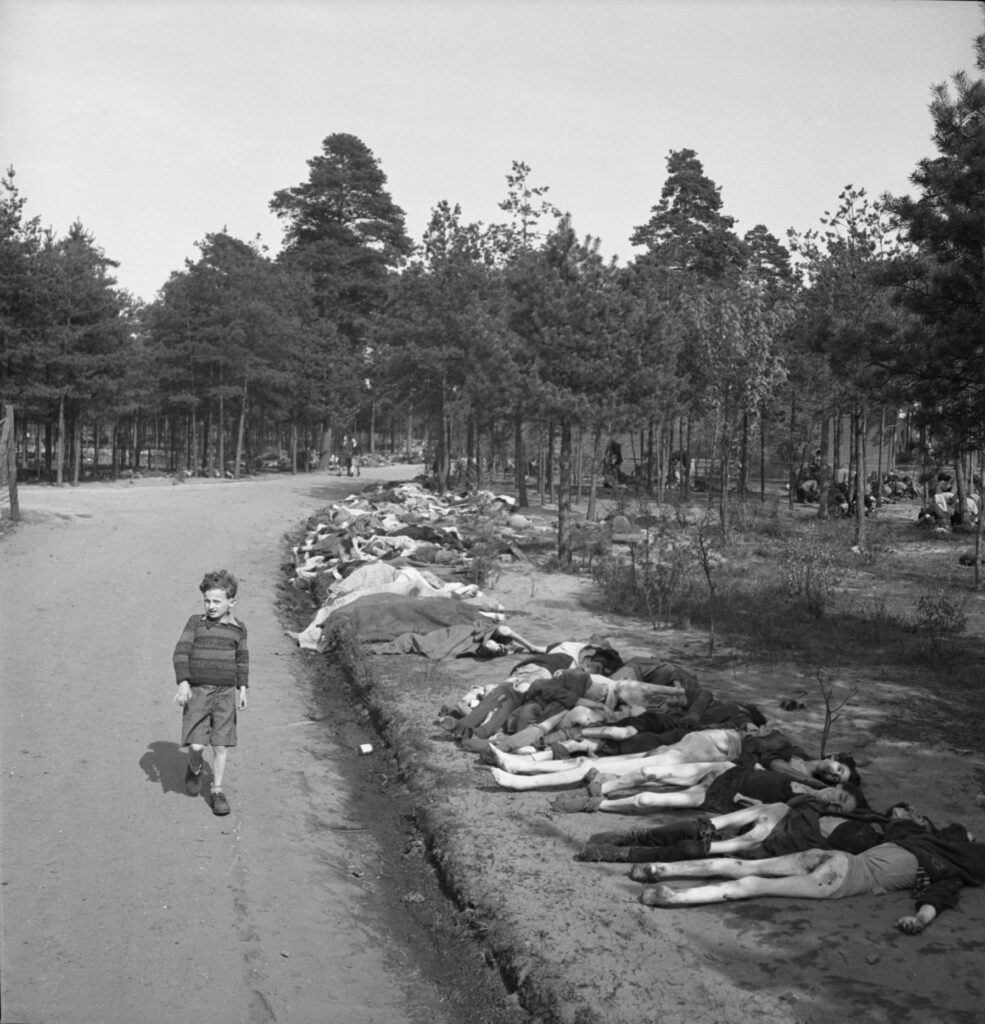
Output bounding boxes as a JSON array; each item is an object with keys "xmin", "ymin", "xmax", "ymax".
[
  {"xmin": 778, "ymin": 532, "xmax": 838, "ymax": 618},
  {"xmin": 913, "ymin": 589, "xmax": 968, "ymax": 653}
]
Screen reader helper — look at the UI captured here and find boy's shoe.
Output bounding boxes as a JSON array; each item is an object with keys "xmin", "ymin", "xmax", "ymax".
[
  {"xmin": 211, "ymin": 789, "xmax": 231, "ymax": 816},
  {"xmin": 184, "ymin": 765, "xmax": 202, "ymax": 796}
]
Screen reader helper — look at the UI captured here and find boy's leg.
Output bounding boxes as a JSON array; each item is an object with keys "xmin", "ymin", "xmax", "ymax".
[
  {"xmin": 210, "ymin": 745, "xmax": 231, "ymax": 815},
  {"xmin": 207, "ymin": 687, "xmax": 237, "ymax": 815},
  {"xmin": 185, "ymin": 743, "xmax": 205, "ymax": 795},
  {"xmin": 212, "ymin": 745, "xmax": 227, "ymax": 789}
]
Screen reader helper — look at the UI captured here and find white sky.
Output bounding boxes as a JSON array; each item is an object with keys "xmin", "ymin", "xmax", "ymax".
[{"xmin": 1, "ymin": 0, "xmax": 981, "ymax": 302}]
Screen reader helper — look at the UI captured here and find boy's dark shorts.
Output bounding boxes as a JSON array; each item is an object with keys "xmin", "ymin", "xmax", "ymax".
[{"xmin": 181, "ymin": 685, "xmax": 238, "ymax": 747}]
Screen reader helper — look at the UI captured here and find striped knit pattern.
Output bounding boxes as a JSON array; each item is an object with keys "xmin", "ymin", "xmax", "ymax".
[{"xmin": 173, "ymin": 615, "xmax": 249, "ymax": 688}]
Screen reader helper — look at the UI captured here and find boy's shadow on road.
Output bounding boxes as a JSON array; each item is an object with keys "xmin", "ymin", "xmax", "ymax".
[{"xmin": 140, "ymin": 740, "xmax": 201, "ymax": 796}]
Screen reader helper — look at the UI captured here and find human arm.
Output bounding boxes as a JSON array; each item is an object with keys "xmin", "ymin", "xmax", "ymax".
[
  {"xmin": 237, "ymin": 686, "xmax": 248, "ymax": 710},
  {"xmin": 493, "ymin": 626, "xmax": 545, "ymax": 653},
  {"xmin": 172, "ymin": 616, "xmax": 198, "ymax": 684},
  {"xmin": 894, "ymin": 904, "xmax": 938, "ymax": 934},
  {"xmin": 174, "ymin": 680, "xmax": 191, "ymax": 706},
  {"xmin": 236, "ymin": 624, "xmax": 250, "ymax": 689}
]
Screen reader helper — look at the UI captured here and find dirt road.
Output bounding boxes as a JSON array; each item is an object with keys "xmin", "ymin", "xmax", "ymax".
[{"xmin": 0, "ymin": 467, "xmax": 508, "ymax": 1024}]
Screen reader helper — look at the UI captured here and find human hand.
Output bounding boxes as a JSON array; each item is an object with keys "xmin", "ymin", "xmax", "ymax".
[
  {"xmin": 174, "ymin": 681, "xmax": 191, "ymax": 707},
  {"xmin": 894, "ymin": 915, "xmax": 926, "ymax": 935},
  {"xmin": 237, "ymin": 687, "xmax": 248, "ymax": 710}
]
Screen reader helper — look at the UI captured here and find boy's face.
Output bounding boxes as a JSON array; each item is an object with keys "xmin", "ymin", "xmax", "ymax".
[{"xmin": 202, "ymin": 588, "xmax": 235, "ymax": 620}]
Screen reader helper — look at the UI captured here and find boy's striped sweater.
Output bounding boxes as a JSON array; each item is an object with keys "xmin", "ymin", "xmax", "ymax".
[{"xmin": 173, "ymin": 614, "xmax": 249, "ymax": 688}]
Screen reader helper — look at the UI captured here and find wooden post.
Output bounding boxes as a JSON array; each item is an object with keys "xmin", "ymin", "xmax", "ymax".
[{"xmin": 1, "ymin": 403, "xmax": 20, "ymax": 521}]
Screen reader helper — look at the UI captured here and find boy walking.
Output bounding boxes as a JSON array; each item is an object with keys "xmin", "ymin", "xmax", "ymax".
[{"xmin": 173, "ymin": 570, "xmax": 249, "ymax": 815}]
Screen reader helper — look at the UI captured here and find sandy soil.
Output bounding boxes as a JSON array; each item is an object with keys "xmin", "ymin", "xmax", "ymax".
[{"xmin": 3, "ymin": 469, "xmax": 984, "ymax": 1024}]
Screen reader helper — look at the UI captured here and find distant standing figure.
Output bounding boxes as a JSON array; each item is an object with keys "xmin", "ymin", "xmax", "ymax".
[
  {"xmin": 349, "ymin": 438, "xmax": 361, "ymax": 477},
  {"xmin": 173, "ymin": 569, "xmax": 249, "ymax": 816}
]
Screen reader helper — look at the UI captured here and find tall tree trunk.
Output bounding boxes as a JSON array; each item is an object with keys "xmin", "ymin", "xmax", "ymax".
[
  {"xmin": 466, "ymin": 412, "xmax": 477, "ymax": 491},
  {"xmin": 218, "ymin": 376, "xmax": 225, "ymax": 477},
  {"xmin": 718, "ymin": 414, "xmax": 730, "ymax": 542},
  {"xmin": 739, "ymin": 411, "xmax": 749, "ymax": 503},
  {"xmin": 818, "ymin": 408, "xmax": 831, "ymax": 520},
  {"xmin": 318, "ymin": 426, "xmax": 334, "ymax": 471},
  {"xmin": 954, "ymin": 453, "xmax": 968, "ymax": 526},
  {"xmin": 235, "ymin": 386, "xmax": 247, "ymax": 479},
  {"xmin": 683, "ymin": 414, "xmax": 693, "ymax": 497},
  {"xmin": 573, "ymin": 425, "xmax": 582, "ymax": 507},
  {"xmin": 975, "ymin": 485, "xmax": 984, "ymax": 592},
  {"xmin": 587, "ymin": 425, "xmax": 602, "ymax": 521},
  {"xmin": 833, "ymin": 408, "xmax": 843, "ymax": 489},
  {"xmin": 434, "ymin": 383, "xmax": 449, "ymax": 491},
  {"xmin": 876, "ymin": 405, "xmax": 886, "ymax": 509},
  {"xmin": 537, "ymin": 419, "xmax": 545, "ymax": 507},
  {"xmin": 787, "ymin": 392, "xmax": 796, "ymax": 509},
  {"xmin": 2, "ymin": 403, "xmax": 20, "ymax": 521},
  {"xmin": 547, "ymin": 420, "xmax": 556, "ymax": 505},
  {"xmin": 71, "ymin": 409, "xmax": 81, "ymax": 486},
  {"xmin": 190, "ymin": 409, "xmax": 198, "ymax": 476},
  {"xmin": 513, "ymin": 408, "xmax": 528, "ymax": 508},
  {"xmin": 557, "ymin": 417, "xmax": 573, "ymax": 567},
  {"xmin": 759, "ymin": 402, "xmax": 767, "ymax": 502},
  {"xmin": 853, "ymin": 402, "xmax": 866, "ymax": 548},
  {"xmin": 56, "ymin": 394, "xmax": 66, "ymax": 486}
]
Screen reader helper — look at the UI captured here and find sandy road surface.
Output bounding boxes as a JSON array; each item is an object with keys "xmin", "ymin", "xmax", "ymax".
[{"xmin": 0, "ymin": 467, "xmax": 467, "ymax": 1024}]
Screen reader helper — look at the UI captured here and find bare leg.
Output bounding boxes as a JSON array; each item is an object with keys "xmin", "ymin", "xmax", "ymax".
[
  {"xmin": 631, "ymin": 848, "xmax": 838, "ymax": 883},
  {"xmin": 581, "ymin": 725, "xmax": 638, "ymax": 741},
  {"xmin": 704, "ymin": 803, "xmax": 788, "ymax": 834},
  {"xmin": 596, "ymin": 786, "xmax": 707, "ymax": 813},
  {"xmin": 490, "ymin": 765, "xmax": 593, "ymax": 791},
  {"xmin": 490, "ymin": 749, "xmax": 591, "ymax": 774},
  {"xmin": 639, "ymin": 851, "xmax": 850, "ymax": 905},
  {"xmin": 706, "ymin": 804, "xmax": 789, "ymax": 854},
  {"xmin": 212, "ymin": 745, "xmax": 228, "ymax": 790}
]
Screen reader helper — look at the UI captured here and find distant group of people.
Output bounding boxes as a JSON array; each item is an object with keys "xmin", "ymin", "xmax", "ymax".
[
  {"xmin": 917, "ymin": 472, "xmax": 980, "ymax": 528},
  {"xmin": 437, "ymin": 635, "xmax": 984, "ymax": 934}
]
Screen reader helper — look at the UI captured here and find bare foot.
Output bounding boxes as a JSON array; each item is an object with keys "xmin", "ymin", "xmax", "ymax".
[{"xmin": 639, "ymin": 883, "xmax": 679, "ymax": 906}]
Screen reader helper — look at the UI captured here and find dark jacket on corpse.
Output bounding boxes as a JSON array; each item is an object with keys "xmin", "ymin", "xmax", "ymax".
[
  {"xmin": 700, "ymin": 765, "xmax": 797, "ymax": 814},
  {"xmin": 507, "ymin": 669, "xmax": 595, "ymax": 734},
  {"xmin": 885, "ymin": 818, "xmax": 985, "ymax": 915}
]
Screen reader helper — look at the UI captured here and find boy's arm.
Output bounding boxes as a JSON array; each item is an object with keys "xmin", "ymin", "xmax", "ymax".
[
  {"xmin": 173, "ymin": 617, "xmax": 196, "ymax": 704},
  {"xmin": 236, "ymin": 625, "xmax": 249, "ymax": 689},
  {"xmin": 173, "ymin": 616, "xmax": 198, "ymax": 684},
  {"xmin": 235, "ymin": 625, "xmax": 249, "ymax": 709}
]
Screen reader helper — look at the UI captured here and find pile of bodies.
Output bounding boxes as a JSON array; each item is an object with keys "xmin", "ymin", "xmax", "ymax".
[
  {"xmin": 426, "ymin": 638, "xmax": 984, "ymax": 935},
  {"xmin": 290, "ymin": 480, "xmax": 984, "ymax": 935},
  {"xmin": 286, "ymin": 482, "xmax": 553, "ymax": 652}
]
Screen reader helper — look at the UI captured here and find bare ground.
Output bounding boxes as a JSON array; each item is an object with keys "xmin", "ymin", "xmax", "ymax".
[{"xmin": 3, "ymin": 471, "xmax": 984, "ymax": 1024}]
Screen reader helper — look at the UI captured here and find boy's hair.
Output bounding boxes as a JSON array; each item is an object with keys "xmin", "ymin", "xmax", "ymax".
[{"xmin": 199, "ymin": 569, "xmax": 238, "ymax": 598}]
